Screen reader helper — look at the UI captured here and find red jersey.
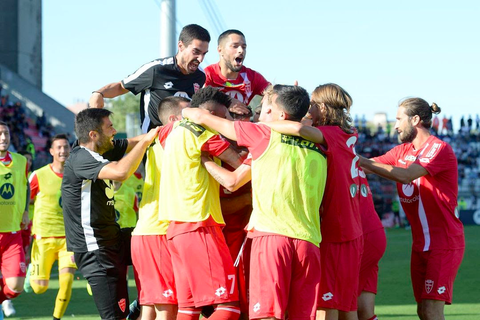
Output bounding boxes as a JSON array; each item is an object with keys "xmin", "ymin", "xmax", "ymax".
[
  {"xmin": 204, "ymin": 63, "xmax": 270, "ymax": 105},
  {"xmin": 318, "ymin": 126, "xmax": 362, "ymax": 242},
  {"xmin": 358, "ymin": 173, "xmax": 384, "ymax": 234},
  {"xmin": 374, "ymin": 135, "xmax": 463, "ymax": 252}
]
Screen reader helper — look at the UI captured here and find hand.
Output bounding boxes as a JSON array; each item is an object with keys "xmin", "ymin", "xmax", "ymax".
[
  {"xmin": 228, "ymin": 98, "xmax": 250, "ymax": 116},
  {"xmin": 20, "ymin": 210, "xmax": 30, "ymax": 230},
  {"xmin": 89, "ymin": 92, "xmax": 104, "ymax": 108},
  {"xmin": 144, "ymin": 126, "xmax": 161, "ymax": 144},
  {"xmin": 182, "ymin": 107, "xmax": 210, "ymax": 123}
]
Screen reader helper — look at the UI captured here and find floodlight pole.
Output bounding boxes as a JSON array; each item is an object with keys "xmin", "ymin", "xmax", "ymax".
[{"xmin": 160, "ymin": 0, "xmax": 176, "ymax": 58}]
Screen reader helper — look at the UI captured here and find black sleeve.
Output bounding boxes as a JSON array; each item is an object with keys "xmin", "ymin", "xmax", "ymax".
[
  {"xmin": 72, "ymin": 149, "xmax": 110, "ymax": 182},
  {"xmin": 103, "ymin": 139, "xmax": 129, "ymax": 161},
  {"xmin": 121, "ymin": 61, "xmax": 155, "ymax": 95}
]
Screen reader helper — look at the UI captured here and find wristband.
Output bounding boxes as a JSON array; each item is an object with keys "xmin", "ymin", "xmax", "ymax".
[{"xmin": 92, "ymin": 91, "xmax": 104, "ymax": 98}]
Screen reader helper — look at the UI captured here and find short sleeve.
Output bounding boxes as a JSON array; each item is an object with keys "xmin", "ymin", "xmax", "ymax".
[
  {"xmin": 234, "ymin": 122, "xmax": 271, "ymax": 160},
  {"xmin": 252, "ymin": 72, "xmax": 270, "ymax": 96},
  {"xmin": 73, "ymin": 149, "xmax": 110, "ymax": 182},
  {"xmin": 416, "ymin": 142, "xmax": 456, "ymax": 177},
  {"xmin": 122, "ymin": 62, "xmax": 156, "ymax": 95},
  {"xmin": 201, "ymin": 135, "xmax": 231, "ymax": 157},
  {"xmin": 29, "ymin": 172, "xmax": 39, "ymax": 200}
]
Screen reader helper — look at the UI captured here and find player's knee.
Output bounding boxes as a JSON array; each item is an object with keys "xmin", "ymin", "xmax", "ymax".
[{"xmin": 31, "ymin": 280, "xmax": 49, "ymax": 294}]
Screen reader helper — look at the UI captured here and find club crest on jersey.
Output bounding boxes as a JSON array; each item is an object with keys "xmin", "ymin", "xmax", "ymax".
[
  {"xmin": 425, "ymin": 279, "xmax": 434, "ymax": 294},
  {"xmin": 402, "ymin": 183, "xmax": 414, "ymax": 197},
  {"xmin": 193, "ymin": 82, "xmax": 200, "ymax": 92},
  {"xmin": 20, "ymin": 262, "xmax": 26, "ymax": 273},
  {"xmin": 118, "ymin": 298, "xmax": 126, "ymax": 312},
  {"xmin": 0, "ymin": 183, "xmax": 15, "ymax": 199}
]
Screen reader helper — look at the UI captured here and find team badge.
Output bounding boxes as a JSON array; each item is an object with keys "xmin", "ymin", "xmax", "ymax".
[
  {"xmin": 425, "ymin": 279, "xmax": 434, "ymax": 294},
  {"xmin": 20, "ymin": 262, "xmax": 26, "ymax": 273},
  {"xmin": 193, "ymin": 83, "xmax": 200, "ymax": 92},
  {"xmin": 118, "ymin": 298, "xmax": 126, "ymax": 312},
  {"xmin": 402, "ymin": 183, "xmax": 414, "ymax": 197}
]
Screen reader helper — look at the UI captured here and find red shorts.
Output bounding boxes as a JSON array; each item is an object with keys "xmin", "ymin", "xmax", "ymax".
[
  {"xmin": 410, "ymin": 247, "xmax": 464, "ymax": 304},
  {"xmin": 21, "ymin": 221, "xmax": 33, "ymax": 254},
  {"xmin": 358, "ymin": 228, "xmax": 386, "ymax": 295},
  {"xmin": 318, "ymin": 236, "xmax": 364, "ymax": 312},
  {"xmin": 249, "ymin": 235, "xmax": 321, "ymax": 320},
  {"xmin": 131, "ymin": 235, "xmax": 176, "ymax": 305},
  {"xmin": 167, "ymin": 226, "xmax": 239, "ymax": 308},
  {"xmin": 223, "ymin": 207, "xmax": 251, "ymax": 314},
  {"xmin": 0, "ymin": 232, "xmax": 27, "ymax": 278}
]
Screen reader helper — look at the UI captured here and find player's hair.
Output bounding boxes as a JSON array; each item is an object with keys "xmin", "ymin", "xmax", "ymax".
[
  {"xmin": 190, "ymin": 86, "xmax": 232, "ymax": 110},
  {"xmin": 75, "ymin": 108, "xmax": 112, "ymax": 144},
  {"xmin": 311, "ymin": 83, "xmax": 354, "ymax": 134},
  {"xmin": 0, "ymin": 121, "xmax": 8, "ymax": 127},
  {"xmin": 263, "ymin": 84, "xmax": 310, "ymax": 122},
  {"xmin": 179, "ymin": 24, "xmax": 211, "ymax": 46},
  {"xmin": 399, "ymin": 97, "xmax": 441, "ymax": 129},
  {"xmin": 218, "ymin": 29, "xmax": 245, "ymax": 46},
  {"xmin": 158, "ymin": 96, "xmax": 190, "ymax": 124},
  {"xmin": 51, "ymin": 133, "xmax": 69, "ymax": 145}
]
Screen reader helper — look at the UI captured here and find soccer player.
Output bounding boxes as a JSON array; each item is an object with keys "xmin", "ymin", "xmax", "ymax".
[
  {"xmin": 183, "ymin": 84, "xmax": 327, "ymax": 320},
  {"xmin": 131, "ymin": 96, "xmax": 190, "ymax": 320},
  {"xmin": 204, "ymin": 29, "xmax": 269, "ymax": 113},
  {"xmin": 357, "ymin": 173, "xmax": 386, "ymax": 320},
  {"xmin": 89, "ymin": 24, "xmax": 210, "ymax": 132},
  {"xmin": 27, "ymin": 134, "xmax": 77, "ymax": 320},
  {"xmin": 62, "ymin": 109, "xmax": 159, "ymax": 320},
  {"xmin": 0, "ymin": 122, "xmax": 29, "ymax": 312},
  {"xmin": 158, "ymin": 87, "xmax": 243, "ymax": 320},
  {"xmin": 261, "ymin": 83, "xmax": 363, "ymax": 320},
  {"xmin": 359, "ymin": 98, "xmax": 464, "ymax": 320}
]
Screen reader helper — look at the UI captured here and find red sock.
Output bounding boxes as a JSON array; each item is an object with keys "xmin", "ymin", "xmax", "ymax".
[
  {"xmin": 207, "ymin": 306, "xmax": 241, "ymax": 320},
  {"xmin": 0, "ymin": 278, "xmax": 21, "ymax": 303},
  {"xmin": 367, "ymin": 315, "xmax": 378, "ymax": 320},
  {"xmin": 177, "ymin": 308, "xmax": 202, "ymax": 320}
]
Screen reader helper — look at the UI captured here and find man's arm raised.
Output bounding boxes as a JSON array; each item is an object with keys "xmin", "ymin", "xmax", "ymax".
[{"xmin": 89, "ymin": 82, "xmax": 129, "ymax": 108}]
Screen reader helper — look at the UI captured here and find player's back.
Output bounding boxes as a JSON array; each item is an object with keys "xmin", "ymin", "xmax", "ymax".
[{"xmin": 317, "ymin": 126, "xmax": 362, "ymax": 243}]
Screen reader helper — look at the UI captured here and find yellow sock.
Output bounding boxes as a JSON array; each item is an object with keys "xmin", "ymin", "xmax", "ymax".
[{"xmin": 53, "ymin": 272, "xmax": 74, "ymax": 319}]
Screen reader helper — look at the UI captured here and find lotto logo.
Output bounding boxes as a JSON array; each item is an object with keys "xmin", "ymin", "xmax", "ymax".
[
  {"xmin": 163, "ymin": 289, "xmax": 173, "ymax": 298},
  {"xmin": 253, "ymin": 303, "xmax": 261, "ymax": 312},
  {"xmin": 0, "ymin": 183, "xmax": 15, "ymax": 199},
  {"xmin": 322, "ymin": 292, "xmax": 333, "ymax": 301},
  {"xmin": 437, "ymin": 286, "xmax": 446, "ymax": 294},
  {"xmin": 425, "ymin": 280, "xmax": 434, "ymax": 294},
  {"xmin": 164, "ymin": 81, "xmax": 174, "ymax": 89},
  {"xmin": 215, "ymin": 287, "xmax": 226, "ymax": 297}
]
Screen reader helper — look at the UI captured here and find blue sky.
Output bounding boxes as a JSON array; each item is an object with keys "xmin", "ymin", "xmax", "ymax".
[{"xmin": 43, "ymin": 0, "xmax": 480, "ymax": 127}]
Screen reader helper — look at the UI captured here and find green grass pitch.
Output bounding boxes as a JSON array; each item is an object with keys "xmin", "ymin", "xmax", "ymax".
[{"xmin": 6, "ymin": 226, "xmax": 480, "ymax": 319}]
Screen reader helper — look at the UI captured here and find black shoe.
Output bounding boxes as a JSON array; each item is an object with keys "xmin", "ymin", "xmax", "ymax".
[{"xmin": 127, "ymin": 299, "xmax": 141, "ymax": 320}]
